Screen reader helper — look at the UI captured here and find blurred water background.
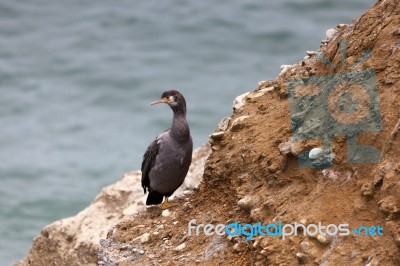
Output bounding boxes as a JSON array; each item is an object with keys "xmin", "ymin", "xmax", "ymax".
[{"xmin": 0, "ymin": 0, "xmax": 375, "ymax": 264}]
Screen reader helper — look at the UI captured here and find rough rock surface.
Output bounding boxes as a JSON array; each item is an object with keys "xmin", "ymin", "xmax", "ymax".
[
  {"xmin": 20, "ymin": 0, "xmax": 400, "ymax": 265},
  {"xmin": 18, "ymin": 144, "xmax": 210, "ymax": 266}
]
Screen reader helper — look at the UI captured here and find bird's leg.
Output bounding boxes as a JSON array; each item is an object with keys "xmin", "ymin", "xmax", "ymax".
[{"xmin": 160, "ymin": 197, "xmax": 178, "ymax": 209}]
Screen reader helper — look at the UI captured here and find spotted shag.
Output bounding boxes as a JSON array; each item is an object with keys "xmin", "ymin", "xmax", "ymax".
[{"xmin": 141, "ymin": 90, "xmax": 193, "ymax": 208}]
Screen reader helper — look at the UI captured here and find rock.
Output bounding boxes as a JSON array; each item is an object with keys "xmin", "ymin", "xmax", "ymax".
[
  {"xmin": 365, "ymin": 256, "xmax": 379, "ymax": 266},
  {"xmin": 260, "ymin": 249, "xmax": 268, "ymax": 257},
  {"xmin": 296, "ymin": 252, "xmax": 308, "ymax": 262},
  {"xmin": 174, "ymin": 243, "xmax": 186, "ymax": 252},
  {"xmin": 209, "ymin": 131, "xmax": 225, "ymax": 141},
  {"xmin": 300, "ymin": 241, "xmax": 310, "ymax": 253},
  {"xmin": 361, "ymin": 182, "xmax": 374, "ymax": 197},
  {"xmin": 233, "ymin": 92, "xmax": 250, "ymax": 111},
  {"xmin": 183, "ymin": 190, "xmax": 192, "ymax": 196},
  {"xmin": 140, "ymin": 233, "xmax": 150, "ymax": 244},
  {"xmin": 395, "ymin": 235, "xmax": 400, "ymax": 249},
  {"xmin": 247, "ymin": 87, "xmax": 275, "ymax": 99},
  {"xmin": 278, "ymin": 141, "xmax": 292, "ymax": 155},
  {"xmin": 267, "ymin": 163, "xmax": 279, "ymax": 173},
  {"xmin": 306, "ymin": 51, "xmax": 318, "ymax": 56},
  {"xmin": 230, "ymin": 116, "xmax": 250, "ymax": 131},
  {"xmin": 250, "ymin": 208, "xmax": 264, "ymax": 222},
  {"xmin": 237, "ymin": 195, "xmax": 258, "ymax": 211},
  {"xmin": 118, "ymin": 244, "xmax": 129, "ymax": 251},
  {"xmin": 100, "ymin": 239, "xmax": 111, "ymax": 248},
  {"xmin": 378, "ymin": 196, "xmax": 400, "ymax": 214},
  {"xmin": 122, "ymin": 204, "xmax": 140, "ymax": 216},
  {"xmin": 373, "ymin": 174, "xmax": 384, "ymax": 187},
  {"xmin": 321, "ymin": 169, "xmax": 338, "ymax": 180},
  {"xmin": 299, "ymin": 241, "xmax": 318, "ymax": 258},
  {"xmin": 317, "ymin": 235, "xmax": 332, "ymax": 246},
  {"xmin": 218, "ymin": 117, "xmax": 231, "ymax": 131},
  {"xmin": 232, "ymin": 243, "xmax": 243, "ymax": 253},
  {"xmin": 253, "ymin": 240, "xmax": 260, "ymax": 248},
  {"xmin": 391, "ymin": 29, "xmax": 400, "ymax": 36},
  {"xmin": 325, "ymin": 28, "xmax": 337, "ymax": 40},
  {"xmin": 161, "ymin": 209, "xmax": 171, "ymax": 217},
  {"xmin": 278, "ymin": 138, "xmax": 304, "ymax": 157},
  {"xmin": 280, "ymin": 64, "xmax": 293, "ymax": 76},
  {"xmin": 258, "ymin": 80, "xmax": 267, "ymax": 86}
]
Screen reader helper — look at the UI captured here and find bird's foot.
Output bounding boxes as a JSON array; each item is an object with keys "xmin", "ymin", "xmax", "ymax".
[{"xmin": 160, "ymin": 198, "xmax": 178, "ymax": 209}]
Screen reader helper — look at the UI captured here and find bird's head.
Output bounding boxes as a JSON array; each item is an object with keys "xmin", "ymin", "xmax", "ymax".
[{"xmin": 151, "ymin": 90, "xmax": 186, "ymax": 113}]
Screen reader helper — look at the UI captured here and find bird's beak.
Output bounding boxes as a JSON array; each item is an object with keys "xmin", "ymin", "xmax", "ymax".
[{"xmin": 151, "ymin": 97, "xmax": 168, "ymax": 106}]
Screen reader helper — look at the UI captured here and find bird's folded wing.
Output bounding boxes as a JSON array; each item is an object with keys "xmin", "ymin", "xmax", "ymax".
[{"xmin": 141, "ymin": 138, "xmax": 159, "ymax": 192}]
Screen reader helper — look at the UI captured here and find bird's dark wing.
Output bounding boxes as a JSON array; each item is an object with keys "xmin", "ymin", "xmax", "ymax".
[{"xmin": 141, "ymin": 138, "xmax": 159, "ymax": 193}]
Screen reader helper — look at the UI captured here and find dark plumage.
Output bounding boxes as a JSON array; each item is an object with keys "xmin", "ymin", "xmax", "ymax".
[{"xmin": 141, "ymin": 90, "xmax": 193, "ymax": 208}]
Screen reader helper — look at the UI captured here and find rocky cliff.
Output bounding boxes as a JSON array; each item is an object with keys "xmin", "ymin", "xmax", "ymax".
[
  {"xmin": 20, "ymin": 0, "xmax": 400, "ymax": 265},
  {"xmin": 18, "ymin": 145, "xmax": 210, "ymax": 266}
]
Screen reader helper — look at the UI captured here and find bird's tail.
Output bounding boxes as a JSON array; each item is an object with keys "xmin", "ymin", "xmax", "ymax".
[{"xmin": 146, "ymin": 191, "xmax": 163, "ymax": 205}]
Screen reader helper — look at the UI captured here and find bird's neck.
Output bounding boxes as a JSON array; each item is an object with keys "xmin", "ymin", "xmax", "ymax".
[{"xmin": 171, "ymin": 111, "xmax": 190, "ymax": 141}]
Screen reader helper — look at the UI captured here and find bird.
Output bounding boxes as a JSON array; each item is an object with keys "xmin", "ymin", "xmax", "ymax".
[{"xmin": 141, "ymin": 90, "xmax": 193, "ymax": 209}]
